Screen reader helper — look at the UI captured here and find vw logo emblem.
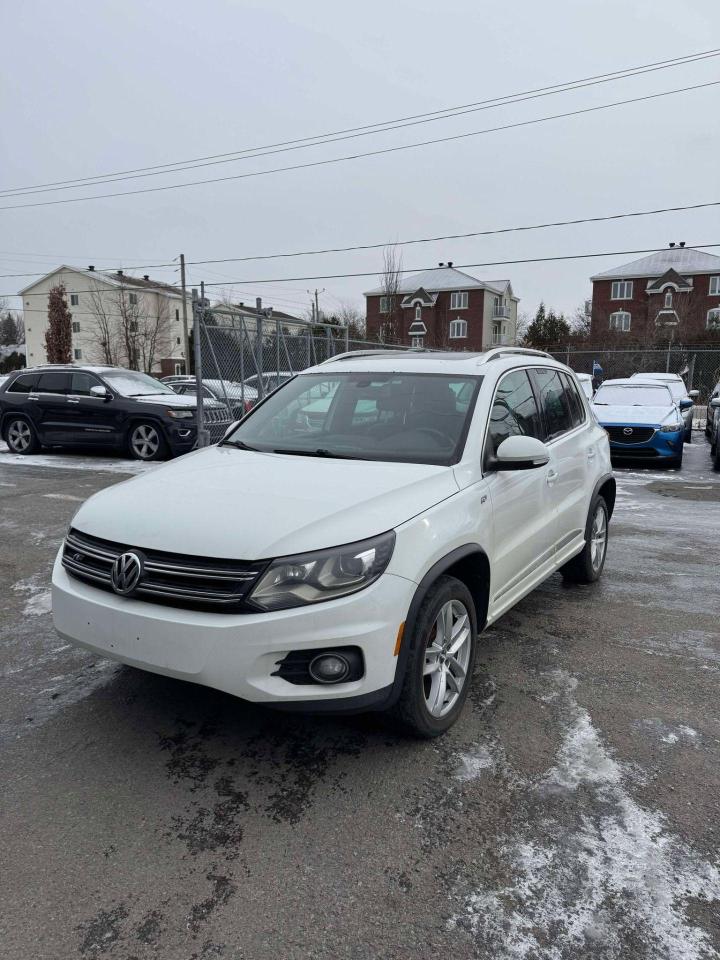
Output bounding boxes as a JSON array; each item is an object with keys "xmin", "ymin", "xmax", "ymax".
[
  {"xmin": 111, "ymin": 551, "xmax": 144, "ymax": 595},
  {"xmin": 623, "ymin": 427, "xmax": 633, "ymax": 435}
]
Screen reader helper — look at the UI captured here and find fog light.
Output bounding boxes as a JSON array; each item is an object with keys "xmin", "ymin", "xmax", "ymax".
[{"xmin": 309, "ymin": 653, "xmax": 350, "ymax": 684}]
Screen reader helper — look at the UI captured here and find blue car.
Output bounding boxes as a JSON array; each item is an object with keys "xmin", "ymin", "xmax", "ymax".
[{"xmin": 591, "ymin": 380, "xmax": 685, "ymax": 468}]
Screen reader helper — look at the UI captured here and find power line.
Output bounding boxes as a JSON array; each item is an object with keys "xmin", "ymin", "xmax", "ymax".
[
  {"xmin": 6, "ymin": 242, "xmax": 720, "ymax": 299},
  {"xmin": 1, "ymin": 198, "xmax": 718, "ymax": 279},
  {"xmin": 3, "ymin": 49, "xmax": 719, "ymax": 199},
  {"xmin": 2, "ymin": 79, "xmax": 718, "ymax": 214}
]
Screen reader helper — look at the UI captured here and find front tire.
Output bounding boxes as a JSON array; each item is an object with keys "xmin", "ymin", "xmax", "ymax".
[
  {"xmin": 5, "ymin": 417, "xmax": 40, "ymax": 455},
  {"xmin": 127, "ymin": 422, "xmax": 167, "ymax": 461},
  {"xmin": 392, "ymin": 575, "xmax": 478, "ymax": 738},
  {"xmin": 561, "ymin": 495, "xmax": 609, "ymax": 584}
]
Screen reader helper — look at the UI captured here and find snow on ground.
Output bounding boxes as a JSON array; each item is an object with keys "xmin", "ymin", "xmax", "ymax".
[
  {"xmin": 0, "ymin": 441, "xmax": 154, "ymax": 475},
  {"xmin": 12, "ymin": 575, "xmax": 52, "ymax": 617},
  {"xmin": 451, "ymin": 669, "xmax": 720, "ymax": 960}
]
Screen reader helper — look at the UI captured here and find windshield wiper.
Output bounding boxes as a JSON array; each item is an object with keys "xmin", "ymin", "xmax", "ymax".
[
  {"xmin": 272, "ymin": 447, "xmax": 365, "ymax": 460},
  {"xmin": 220, "ymin": 439, "xmax": 259, "ymax": 451}
]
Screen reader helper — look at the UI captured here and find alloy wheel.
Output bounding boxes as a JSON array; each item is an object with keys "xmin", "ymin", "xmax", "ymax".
[
  {"xmin": 130, "ymin": 424, "xmax": 160, "ymax": 460},
  {"xmin": 8, "ymin": 420, "xmax": 32, "ymax": 453},
  {"xmin": 590, "ymin": 504, "xmax": 607, "ymax": 572},
  {"xmin": 423, "ymin": 600, "xmax": 472, "ymax": 718}
]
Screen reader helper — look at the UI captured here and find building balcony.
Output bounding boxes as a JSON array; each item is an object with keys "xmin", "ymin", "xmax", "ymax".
[
  {"xmin": 493, "ymin": 305, "xmax": 511, "ymax": 319},
  {"xmin": 492, "ymin": 333, "xmax": 510, "ymax": 345}
]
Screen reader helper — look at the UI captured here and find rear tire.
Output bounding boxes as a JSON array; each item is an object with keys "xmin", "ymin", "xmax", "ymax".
[
  {"xmin": 5, "ymin": 417, "xmax": 40, "ymax": 455},
  {"xmin": 561, "ymin": 495, "xmax": 609, "ymax": 584},
  {"xmin": 391, "ymin": 575, "xmax": 478, "ymax": 738},
  {"xmin": 127, "ymin": 422, "xmax": 167, "ymax": 461}
]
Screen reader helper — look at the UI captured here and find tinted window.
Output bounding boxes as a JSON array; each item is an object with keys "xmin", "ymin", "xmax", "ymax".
[
  {"xmin": 37, "ymin": 372, "xmax": 71, "ymax": 395},
  {"xmin": 562, "ymin": 373, "xmax": 586, "ymax": 427},
  {"xmin": 487, "ymin": 370, "xmax": 541, "ymax": 454},
  {"xmin": 70, "ymin": 372, "xmax": 101, "ymax": 395},
  {"xmin": 534, "ymin": 369, "xmax": 573, "ymax": 439},
  {"xmin": 8, "ymin": 374, "xmax": 39, "ymax": 394}
]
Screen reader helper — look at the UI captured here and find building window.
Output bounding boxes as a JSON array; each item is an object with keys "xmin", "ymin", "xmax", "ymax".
[
  {"xmin": 176, "ymin": 337, "xmax": 181, "ymax": 344},
  {"xmin": 129, "ymin": 292, "xmax": 138, "ymax": 306},
  {"xmin": 129, "ymin": 320, "xmax": 139, "ymax": 332},
  {"xmin": 664, "ymin": 290, "xmax": 673, "ymax": 308},
  {"xmin": 414, "ymin": 305, "xmax": 422, "ymax": 320},
  {"xmin": 707, "ymin": 308, "xmax": 720, "ymax": 330},
  {"xmin": 450, "ymin": 291, "xmax": 468, "ymax": 310},
  {"xmin": 74, "ymin": 348, "xmax": 82, "ymax": 360},
  {"xmin": 609, "ymin": 311, "xmax": 631, "ymax": 332},
  {"xmin": 611, "ymin": 280, "xmax": 633, "ymax": 300},
  {"xmin": 710, "ymin": 276, "xmax": 720, "ymax": 296},
  {"xmin": 175, "ymin": 308, "xmax": 180, "ymax": 321},
  {"xmin": 72, "ymin": 321, "xmax": 81, "ymax": 333},
  {"xmin": 410, "ymin": 335, "xmax": 424, "ymax": 348},
  {"xmin": 379, "ymin": 296, "xmax": 390, "ymax": 313},
  {"xmin": 449, "ymin": 318, "xmax": 468, "ymax": 339},
  {"xmin": 70, "ymin": 294, "xmax": 79, "ymax": 306},
  {"xmin": 174, "ymin": 363, "xmax": 183, "ymax": 375}
]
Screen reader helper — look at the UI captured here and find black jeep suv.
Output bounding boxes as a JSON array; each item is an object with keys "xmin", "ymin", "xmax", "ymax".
[{"xmin": 0, "ymin": 365, "xmax": 231, "ymax": 461}]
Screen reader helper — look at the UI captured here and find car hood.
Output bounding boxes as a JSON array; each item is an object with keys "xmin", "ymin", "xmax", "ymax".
[
  {"xmin": 592, "ymin": 403, "xmax": 676, "ymax": 426},
  {"xmin": 72, "ymin": 446, "xmax": 459, "ymax": 559},
  {"xmin": 134, "ymin": 393, "xmax": 226, "ymax": 410}
]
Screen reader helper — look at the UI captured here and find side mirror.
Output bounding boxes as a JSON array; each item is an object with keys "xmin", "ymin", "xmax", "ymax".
[
  {"xmin": 491, "ymin": 435, "xmax": 550, "ymax": 471},
  {"xmin": 679, "ymin": 399, "xmax": 693, "ymax": 410},
  {"xmin": 710, "ymin": 398, "xmax": 720, "ymax": 410},
  {"xmin": 222, "ymin": 420, "xmax": 242, "ymax": 441},
  {"xmin": 90, "ymin": 385, "xmax": 111, "ymax": 401},
  {"xmin": 688, "ymin": 389, "xmax": 700, "ymax": 399}
]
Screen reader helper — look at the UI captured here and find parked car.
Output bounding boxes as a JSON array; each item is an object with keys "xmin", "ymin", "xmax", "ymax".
[
  {"xmin": 243, "ymin": 371, "xmax": 294, "ymax": 396},
  {"xmin": 0, "ymin": 365, "xmax": 231, "ymax": 461},
  {"xmin": 630, "ymin": 372, "xmax": 698, "ymax": 443},
  {"xmin": 592, "ymin": 379, "xmax": 685, "ymax": 467},
  {"xmin": 705, "ymin": 379, "xmax": 720, "ymax": 439},
  {"xmin": 52, "ymin": 347, "xmax": 614, "ymax": 737},
  {"xmin": 576, "ymin": 373, "xmax": 594, "ymax": 401},
  {"xmin": 709, "ymin": 395, "xmax": 720, "ymax": 470},
  {"xmin": 166, "ymin": 376, "xmax": 256, "ymax": 421}
]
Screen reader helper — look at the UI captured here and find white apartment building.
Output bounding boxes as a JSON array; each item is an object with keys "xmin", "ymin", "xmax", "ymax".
[{"xmin": 19, "ymin": 266, "xmax": 191, "ymax": 376}]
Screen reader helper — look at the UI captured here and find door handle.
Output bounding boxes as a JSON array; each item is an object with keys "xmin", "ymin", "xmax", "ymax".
[
  {"xmin": 27, "ymin": 396, "xmax": 39, "ymax": 401},
  {"xmin": 587, "ymin": 448, "xmax": 596, "ymax": 460},
  {"xmin": 546, "ymin": 468, "xmax": 558, "ymax": 486},
  {"xmin": 67, "ymin": 399, "xmax": 80, "ymax": 404}
]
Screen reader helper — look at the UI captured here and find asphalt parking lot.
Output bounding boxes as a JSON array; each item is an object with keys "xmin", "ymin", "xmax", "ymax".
[{"xmin": 1, "ymin": 438, "xmax": 719, "ymax": 960}]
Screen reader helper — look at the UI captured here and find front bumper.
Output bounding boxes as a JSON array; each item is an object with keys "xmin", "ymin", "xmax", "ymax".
[
  {"xmin": 602, "ymin": 425, "xmax": 683, "ymax": 460},
  {"xmin": 52, "ymin": 553, "xmax": 415, "ymax": 707}
]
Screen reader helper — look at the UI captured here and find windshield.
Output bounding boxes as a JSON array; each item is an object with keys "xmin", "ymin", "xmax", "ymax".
[
  {"xmin": 594, "ymin": 384, "xmax": 673, "ymax": 406},
  {"xmin": 103, "ymin": 370, "xmax": 174, "ymax": 397},
  {"xmin": 226, "ymin": 372, "xmax": 482, "ymax": 465}
]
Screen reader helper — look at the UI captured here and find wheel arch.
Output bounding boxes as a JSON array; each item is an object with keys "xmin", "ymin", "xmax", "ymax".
[
  {"xmin": 386, "ymin": 545, "xmax": 491, "ymax": 710},
  {"xmin": 1, "ymin": 410, "xmax": 34, "ymax": 441},
  {"xmin": 594, "ymin": 473, "xmax": 616, "ymax": 519}
]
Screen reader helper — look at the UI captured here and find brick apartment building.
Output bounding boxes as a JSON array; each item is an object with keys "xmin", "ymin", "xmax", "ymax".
[
  {"xmin": 590, "ymin": 245, "xmax": 720, "ymax": 341},
  {"xmin": 364, "ymin": 264, "xmax": 518, "ymax": 350}
]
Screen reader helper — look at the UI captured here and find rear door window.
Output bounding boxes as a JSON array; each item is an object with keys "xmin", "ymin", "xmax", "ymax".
[
  {"xmin": 7, "ymin": 373, "xmax": 40, "ymax": 393},
  {"xmin": 561, "ymin": 373, "xmax": 586, "ymax": 427},
  {"xmin": 36, "ymin": 371, "xmax": 72, "ymax": 395},
  {"xmin": 533, "ymin": 368, "xmax": 574, "ymax": 440}
]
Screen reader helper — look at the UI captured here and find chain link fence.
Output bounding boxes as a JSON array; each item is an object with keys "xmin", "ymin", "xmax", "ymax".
[{"xmin": 190, "ymin": 304, "xmax": 417, "ymax": 444}]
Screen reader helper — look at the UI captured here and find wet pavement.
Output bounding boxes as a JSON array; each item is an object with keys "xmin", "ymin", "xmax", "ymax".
[{"xmin": 1, "ymin": 437, "xmax": 719, "ymax": 959}]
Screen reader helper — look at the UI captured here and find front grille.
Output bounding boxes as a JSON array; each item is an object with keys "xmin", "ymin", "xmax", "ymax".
[
  {"xmin": 202, "ymin": 405, "xmax": 234, "ymax": 443},
  {"xmin": 611, "ymin": 447, "xmax": 658, "ymax": 458},
  {"xmin": 605, "ymin": 426, "xmax": 656, "ymax": 444},
  {"xmin": 62, "ymin": 528, "xmax": 266, "ymax": 612}
]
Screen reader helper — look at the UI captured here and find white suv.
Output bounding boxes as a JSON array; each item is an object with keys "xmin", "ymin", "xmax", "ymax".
[{"xmin": 52, "ymin": 349, "xmax": 614, "ymax": 737}]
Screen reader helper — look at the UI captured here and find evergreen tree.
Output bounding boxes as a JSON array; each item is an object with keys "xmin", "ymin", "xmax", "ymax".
[
  {"xmin": 524, "ymin": 301, "xmax": 571, "ymax": 347},
  {"xmin": 45, "ymin": 284, "xmax": 73, "ymax": 363},
  {"xmin": 0, "ymin": 312, "xmax": 17, "ymax": 345}
]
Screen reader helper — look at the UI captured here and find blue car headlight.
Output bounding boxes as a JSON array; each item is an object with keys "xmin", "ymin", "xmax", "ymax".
[{"xmin": 660, "ymin": 422, "xmax": 684, "ymax": 433}]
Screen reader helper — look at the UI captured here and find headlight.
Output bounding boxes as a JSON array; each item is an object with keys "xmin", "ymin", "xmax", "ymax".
[
  {"xmin": 166, "ymin": 409, "xmax": 195, "ymax": 419},
  {"xmin": 660, "ymin": 422, "xmax": 684, "ymax": 432},
  {"xmin": 249, "ymin": 531, "xmax": 396, "ymax": 611}
]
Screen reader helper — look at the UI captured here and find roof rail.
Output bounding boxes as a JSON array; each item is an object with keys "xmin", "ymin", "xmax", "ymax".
[
  {"xmin": 320, "ymin": 348, "xmax": 430, "ymax": 364},
  {"xmin": 479, "ymin": 347, "xmax": 553, "ymax": 363}
]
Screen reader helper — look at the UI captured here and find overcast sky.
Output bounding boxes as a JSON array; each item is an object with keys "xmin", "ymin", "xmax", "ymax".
[{"xmin": 1, "ymin": 0, "xmax": 719, "ymax": 324}]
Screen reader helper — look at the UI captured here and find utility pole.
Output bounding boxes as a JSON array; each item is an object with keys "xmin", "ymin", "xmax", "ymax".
[
  {"xmin": 193, "ymin": 284, "xmax": 210, "ymax": 447},
  {"xmin": 307, "ymin": 288, "xmax": 325, "ymax": 325},
  {"xmin": 179, "ymin": 253, "xmax": 190, "ymax": 374}
]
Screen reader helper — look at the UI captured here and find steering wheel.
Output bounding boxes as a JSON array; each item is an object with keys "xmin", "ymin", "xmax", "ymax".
[{"xmin": 415, "ymin": 427, "xmax": 454, "ymax": 448}]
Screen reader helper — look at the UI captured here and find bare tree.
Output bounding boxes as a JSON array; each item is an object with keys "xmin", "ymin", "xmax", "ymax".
[
  {"xmin": 86, "ymin": 283, "xmax": 122, "ymax": 365},
  {"xmin": 137, "ymin": 296, "xmax": 173, "ymax": 373},
  {"xmin": 377, "ymin": 244, "xmax": 403, "ymax": 343},
  {"xmin": 85, "ymin": 284, "xmax": 173, "ymax": 372},
  {"xmin": 335, "ymin": 301, "xmax": 366, "ymax": 340},
  {"xmin": 514, "ymin": 310, "xmax": 530, "ymax": 344}
]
